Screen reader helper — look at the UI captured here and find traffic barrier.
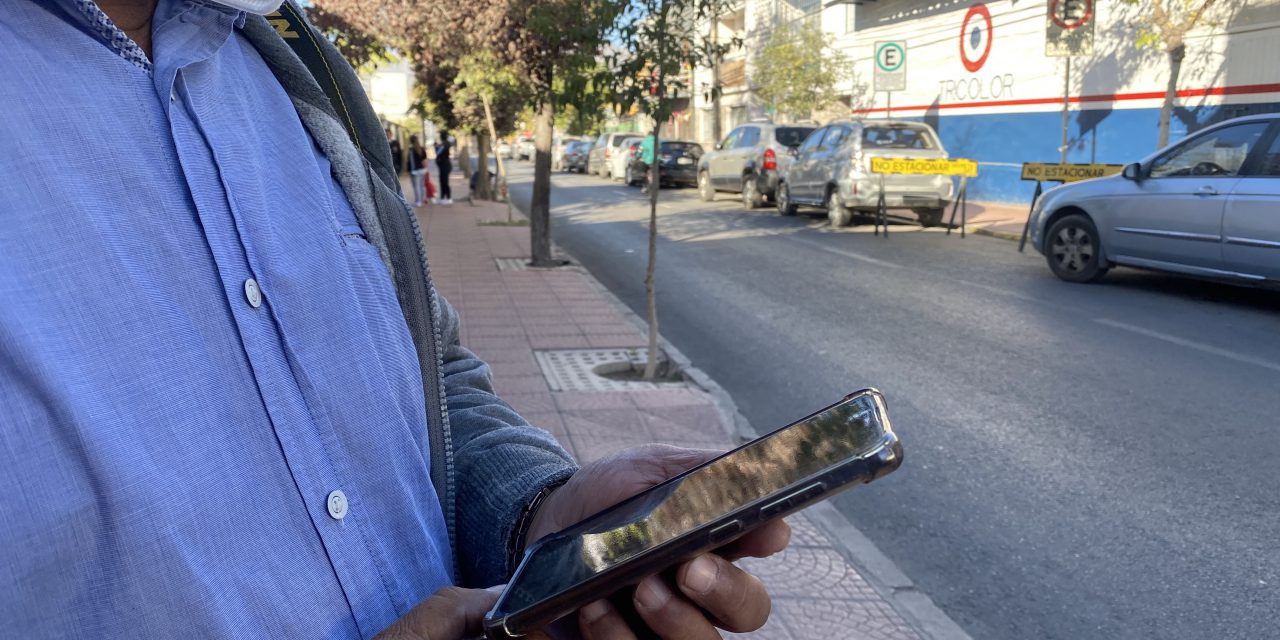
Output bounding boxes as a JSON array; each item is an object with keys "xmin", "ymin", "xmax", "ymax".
[
  {"xmin": 1017, "ymin": 163, "xmax": 1123, "ymax": 251},
  {"xmin": 870, "ymin": 158, "xmax": 979, "ymax": 238}
]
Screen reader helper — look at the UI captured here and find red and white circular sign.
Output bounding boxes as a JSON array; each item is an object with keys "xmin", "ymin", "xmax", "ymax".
[
  {"xmin": 959, "ymin": 3, "xmax": 993, "ymax": 73},
  {"xmin": 1050, "ymin": 0, "xmax": 1094, "ymax": 30}
]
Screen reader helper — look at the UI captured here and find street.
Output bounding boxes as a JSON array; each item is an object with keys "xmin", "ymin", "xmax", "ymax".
[{"xmin": 506, "ymin": 163, "xmax": 1280, "ymax": 640}]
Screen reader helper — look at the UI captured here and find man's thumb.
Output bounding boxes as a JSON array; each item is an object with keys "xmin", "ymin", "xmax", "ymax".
[{"xmin": 375, "ymin": 586, "xmax": 499, "ymax": 640}]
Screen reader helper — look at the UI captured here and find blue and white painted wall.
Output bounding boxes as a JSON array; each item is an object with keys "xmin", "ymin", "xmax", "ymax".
[{"xmin": 828, "ymin": 0, "xmax": 1280, "ymax": 204}]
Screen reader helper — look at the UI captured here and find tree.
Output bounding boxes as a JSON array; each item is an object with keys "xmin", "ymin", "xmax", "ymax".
[
  {"xmin": 497, "ymin": 0, "xmax": 622, "ymax": 266},
  {"xmin": 1121, "ymin": 0, "xmax": 1221, "ymax": 148},
  {"xmin": 752, "ymin": 21, "xmax": 849, "ymax": 122},
  {"xmin": 608, "ymin": 0, "xmax": 738, "ymax": 379},
  {"xmin": 451, "ymin": 51, "xmax": 528, "ymax": 201}
]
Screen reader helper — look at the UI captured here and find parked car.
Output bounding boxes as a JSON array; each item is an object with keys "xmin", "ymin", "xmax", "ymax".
[
  {"xmin": 1027, "ymin": 113, "xmax": 1280, "ymax": 286},
  {"xmin": 563, "ymin": 140, "xmax": 592, "ymax": 173},
  {"xmin": 496, "ymin": 140, "xmax": 513, "ymax": 159},
  {"xmin": 627, "ymin": 140, "xmax": 704, "ymax": 188},
  {"xmin": 553, "ymin": 136, "xmax": 584, "ymax": 170},
  {"xmin": 609, "ymin": 136, "xmax": 644, "ymax": 181},
  {"xmin": 777, "ymin": 120, "xmax": 952, "ymax": 228},
  {"xmin": 514, "ymin": 136, "xmax": 535, "ymax": 161},
  {"xmin": 698, "ymin": 121, "xmax": 816, "ymax": 208},
  {"xmin": 587, "ymin": 132, "xmax": 638, "ymax": 178}
]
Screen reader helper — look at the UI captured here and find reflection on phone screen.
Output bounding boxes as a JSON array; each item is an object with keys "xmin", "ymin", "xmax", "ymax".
[{"xmin": 504, "ymin": 392, "xmax": 889, "ymax": 613}]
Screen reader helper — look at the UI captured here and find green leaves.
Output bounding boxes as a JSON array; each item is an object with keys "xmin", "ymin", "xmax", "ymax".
[
  {"xmin": 753, "ymin": 22, "xmax": 849, "ymax": 121},
  {"xmin": 606, "ymin": 0, "xmax": 740, "ymax": 123}
]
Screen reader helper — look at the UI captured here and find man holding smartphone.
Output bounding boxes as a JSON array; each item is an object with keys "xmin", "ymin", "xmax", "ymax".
[{"xmin": 0, "ymin": 1, "xmax": 790, "ymax": 639}]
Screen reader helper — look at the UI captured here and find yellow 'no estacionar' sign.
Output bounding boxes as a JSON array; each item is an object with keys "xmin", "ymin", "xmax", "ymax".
[
  {"xmin": 1020, "ymin": 163, "xmax": 1125, "ymax": 183},
  {"xmin": 871, "ymin": 157, "xmax": 979, "ymax": 178}
]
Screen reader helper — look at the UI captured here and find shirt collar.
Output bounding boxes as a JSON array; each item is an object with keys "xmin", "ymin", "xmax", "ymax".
[{"xmin": 52, "ymin": 0, "xmax": 246, "ymax": 78}]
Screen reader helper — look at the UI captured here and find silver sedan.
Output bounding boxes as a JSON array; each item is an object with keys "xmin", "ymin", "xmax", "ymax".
[{"xmin": 1029, "ymin": 114, "xmax": 1280, "ymax": 286}]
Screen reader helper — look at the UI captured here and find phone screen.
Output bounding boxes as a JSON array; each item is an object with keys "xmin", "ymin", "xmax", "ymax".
[{"xmin": 498, "ymin": 391, "xmax": 890, "ymax": 616}]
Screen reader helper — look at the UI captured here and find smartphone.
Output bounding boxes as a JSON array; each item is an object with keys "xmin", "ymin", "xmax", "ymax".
[{"xmin": 483, "ymin": 388, "xmax": 903, "ymax": 639}]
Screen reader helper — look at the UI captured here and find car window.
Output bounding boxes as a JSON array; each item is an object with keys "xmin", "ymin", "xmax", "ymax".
[
  {"xmin": 661, "ymin": 142, "xmax": 703, "ymax": 158},
  {"xmin": 611, "ymin": 135, "xmax": 631, "ymax": 147},
  {"xmin": 1149, "ymin": 122, "xmax": 1269, "ymax": 178},
  {"xmin": 1256, "ymin": 130, "xmax": 1280, "ymax": 176},
  {"xmin": 820, "ymin": 125, "xmax": 851, "ymax": 151},
  {"xmin": 719, "ymin": 128, "xmax": 741, "ymax": 151},
  {"xmin": 862, "ymin": 124, "xmax": 937, "ymax": 150},
  {"xmin": 775, "ymin": 127, "xmax": 815, "ymax": 147},
  {"xmin": 738, "ymin": 127, "xmax": 761, "ymax": 148},
  {"xmin": 798, "ymin": 127, "xmax": 827, "ymax": 153}
]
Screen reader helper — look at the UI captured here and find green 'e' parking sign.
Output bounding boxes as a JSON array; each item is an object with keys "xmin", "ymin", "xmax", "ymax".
[{"xmin": 874, "ymin": 41, "xmax": 906, "ymax": 92}]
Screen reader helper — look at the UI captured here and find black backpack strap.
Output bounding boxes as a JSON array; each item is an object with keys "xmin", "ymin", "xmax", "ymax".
[{"xmin": 265, "ymin": 1, "xmax": 399, "ymax": 186}]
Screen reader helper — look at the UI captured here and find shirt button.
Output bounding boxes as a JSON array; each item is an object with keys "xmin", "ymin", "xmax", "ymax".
[
  {"xmin": 327, "ymin": 490, "xmax": 348, "ymax": 520},
  {"xmin": 243, "ymin": 278, "xmax": 263, "ymax": 308}
]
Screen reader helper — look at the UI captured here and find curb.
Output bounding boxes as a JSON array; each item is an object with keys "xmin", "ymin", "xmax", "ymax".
[
  {"xmin": 501, "ymin": 197, "xmax": 973, "ymax": 640},
  {"xmin": 968, "ymin": 226, "xmax": 1023, "ymax": 242}
]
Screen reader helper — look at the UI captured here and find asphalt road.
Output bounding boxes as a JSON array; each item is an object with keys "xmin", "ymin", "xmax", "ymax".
[{"xmin": 505, "ymin": 163, "xmax": 1280, "ymax": 640}]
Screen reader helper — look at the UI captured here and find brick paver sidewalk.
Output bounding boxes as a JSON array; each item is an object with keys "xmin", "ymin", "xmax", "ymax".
[
  {"xmin": 410, "ymin": 169, "xmax": 927, "ymax": 639},
  {"xmin": 964, "ymin": 201, "xmax": 1032, "ymax": 241}
]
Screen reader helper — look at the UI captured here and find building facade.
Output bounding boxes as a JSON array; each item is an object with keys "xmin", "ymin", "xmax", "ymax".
[{"xmin": 692, "ymin": 0, "xmax": 1280, "ymax": 203}]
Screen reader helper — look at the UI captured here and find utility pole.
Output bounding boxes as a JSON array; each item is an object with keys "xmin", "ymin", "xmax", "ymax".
[
  {"xmin": 1060, "ymin": 57, "xmax": 1071, "ymax": 164},
  {"xmin": 710, "ymin": 0, "xmax": 722, "ymax": 143}
]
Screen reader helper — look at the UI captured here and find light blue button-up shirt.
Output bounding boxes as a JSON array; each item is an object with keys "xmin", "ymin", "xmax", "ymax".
[{"xmin": 0, "ymin": 2, "xmax": 454, "ymax": 637}]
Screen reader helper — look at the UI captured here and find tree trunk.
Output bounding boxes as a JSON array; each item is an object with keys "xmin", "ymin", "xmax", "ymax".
[
  {"xmin": 457, "ymin": 136, "xmax": 473, "ymax": 181},
  {"xmin": 475, "ymin": 134, "xmax": 492, "ymax": 201},
  {"xmin": 643, "ymin": 119, "xmax": 662, "ymax": 381},
  {"xmin": 529, "ymin": 96, "xmax": 556, "ymax": 266},
  {"xmin": 1158, "ymin": 43, "xmax": 1186, "ymax": 149},
  {"xmin": 481, "ymin": 94, "xmax": 511, "ymax": 219}
]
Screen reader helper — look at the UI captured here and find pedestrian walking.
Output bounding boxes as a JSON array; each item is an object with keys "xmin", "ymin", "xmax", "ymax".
[
  {"xmin": 435, "ymin": 134, "xmax": 453, "ymax": 205},
  {"xmin": 0, "ymin": 2, "xmax": 789, "ymax": 638},
  {"xmin": 409, "ymin": 134, "xmax": 428, "ymax": 206},
  {"xmin": 387, "ymin": 128, "xmax": 403, "ymax": 176}
]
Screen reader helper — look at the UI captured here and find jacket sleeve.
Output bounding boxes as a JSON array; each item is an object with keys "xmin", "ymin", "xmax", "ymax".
[{"xmin": 436, "ymin": 292, "xmax": 578, "ymax": 587}]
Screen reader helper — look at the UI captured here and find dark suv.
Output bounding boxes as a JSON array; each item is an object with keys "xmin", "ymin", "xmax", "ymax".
[{"xmin": 697, "ymin": 121, "xmax": 816, "ymax": 208}]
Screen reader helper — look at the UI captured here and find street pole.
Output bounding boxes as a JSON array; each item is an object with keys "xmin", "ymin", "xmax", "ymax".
[
  {"xmin": 1060, "ymin": 57, "xmax": 1071, "ymax": 164},
  {"xmin": 710, "ymin": 1, "xmax": 722, "ymax": 144}
]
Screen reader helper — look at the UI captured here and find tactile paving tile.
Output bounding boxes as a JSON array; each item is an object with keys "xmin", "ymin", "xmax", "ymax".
[
  {"xmin": 494, "ymin": 257, "xmax": 530, "ymax": 272},
  {"xmin": 534, "ymin": 348, "xmax": 691, "ymax": 392}
]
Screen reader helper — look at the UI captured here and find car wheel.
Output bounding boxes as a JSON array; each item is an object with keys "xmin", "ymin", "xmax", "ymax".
[
  {"xmin": 698, "ymin": 172, "xmax": 715, "ymax": 202},
  {"xmin": 1046, "ymin": 214, "xmax": 1109, "ymax": 283},
  {"xmin": 827, "ymin": 189, "xmax": 852, "ymax": 227},
  {"xmin": 777, "ymin": 182, "xmax": 797, "ymax": 216},
  {"xmin": 918, "ymin": 208, "xmax": 945, "ymax": 228},
  {"xmin": 604, "ymin": 166, "xmax": 613, "ymax": 180},
  {"xmin": 742, "ymin": 176, "xmax": 764, "ymax": 209},
  {"xmin": 625, "ymin": 165, "xmax": 634, "ymax": 186}
]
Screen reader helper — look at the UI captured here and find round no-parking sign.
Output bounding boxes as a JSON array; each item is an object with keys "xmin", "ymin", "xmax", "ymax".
[{"xmin": 959, "ymin": 3, "xmax": 993, "ymax": 73}]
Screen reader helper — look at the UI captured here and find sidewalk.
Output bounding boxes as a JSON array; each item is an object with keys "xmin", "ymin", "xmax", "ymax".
[
  {"xmin": 410, "ymin": 169, "xmax": 958, "ymax": 640},
  {"xmin": 963, "ymin": 201, "xmax": 1031, "ymax": 242}
]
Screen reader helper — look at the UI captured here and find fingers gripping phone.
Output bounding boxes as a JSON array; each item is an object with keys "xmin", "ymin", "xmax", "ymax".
[{"xmin": 484, "ymin": 388, "xmax": 903, "ymax": 639}]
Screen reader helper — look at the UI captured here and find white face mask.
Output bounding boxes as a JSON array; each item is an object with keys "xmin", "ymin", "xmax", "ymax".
[{"xmin": 213, "ymin": 0, "xmax": 285, "ymax": 15}]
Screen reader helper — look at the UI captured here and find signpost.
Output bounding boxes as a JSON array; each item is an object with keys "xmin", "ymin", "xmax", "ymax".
[
  {"xmin": 870, "ymin": 158, "xmax": 979, "ymax": 238},
  {"xmin": 1046, "ymin": 0, "xmax": 1094, "ymax": 164},
  {"xmin": 874, "ymin": 41, "xmax": 906, "ymax": 117},
  {"xmin": 1017, "ymin": 162, "xmax": 1123, "ymax": 251}
]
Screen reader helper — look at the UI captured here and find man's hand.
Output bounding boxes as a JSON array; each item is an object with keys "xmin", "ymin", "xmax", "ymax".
[
  {"xmin": 525, "ymin": 444, "xmax": 793, "ymax": 639},
  {"xmin": 374, "ymin": 586, "xmax": 551, "ymax": 640}
]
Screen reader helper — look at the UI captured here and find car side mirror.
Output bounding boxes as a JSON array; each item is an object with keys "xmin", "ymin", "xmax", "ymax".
[
  {"xmin": 715, "ymin": 142, "xmax": 723, "ymax": 151},
  {"xmin": 788, "ymin": 147, "xmax": 799, "ymax": 158},
  {"xmin": 1122, "ymin": 162, "xmax": 1142, "ymax": 181}
]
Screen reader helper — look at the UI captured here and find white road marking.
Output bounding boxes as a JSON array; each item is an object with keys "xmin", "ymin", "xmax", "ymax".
[
  {"xmin": 1094, "ymin": 318, "xmax": 1280, "ymax": 374},
  {"xmin": 786, "ymin": 236, "xmax": 906, "ymax": 269}
]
